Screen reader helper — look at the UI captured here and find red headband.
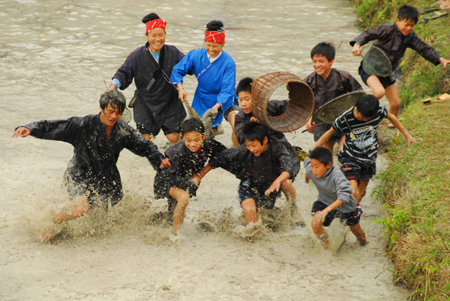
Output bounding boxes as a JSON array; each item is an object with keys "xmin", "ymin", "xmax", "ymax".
[
  {"xmin": 204, "ymin": 30, "xmax": 225, "ymax": 44},
  {"xmin": 146, "ymin": 19, "xmax": 167, "ymax": 33}
]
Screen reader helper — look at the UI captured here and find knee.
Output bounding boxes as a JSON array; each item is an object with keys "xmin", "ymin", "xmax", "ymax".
[
  {"xmin": 311, "ymin": 217, "xmax": 323, "ymax": 232},
  {"xmin": 177, "ymin": 193, "xmax": 190, "ymax": 208},
  {"xmin": 372, "ymin": 89, "xmax": 385, "ymax": 99},
  {"xmin": 241, "ymin": 199, "xmax": 256, "ymax": 214}
]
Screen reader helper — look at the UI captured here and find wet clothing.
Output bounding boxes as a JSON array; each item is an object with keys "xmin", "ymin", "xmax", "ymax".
[
  {"xmin": 350, "ymin": 23, "xmax": 442, "ymax": 82},
  {"xmin": 238, "ymin": 178, "xmax": 280, "ymax": 209},
  {"xmin": 358, "ymin": 64, "xmax": 395, "ymax": 88},
  {"xmin": 304, "ymin": 157, "xmax": 358, "ymax": 214},
  {"xmin": 112, "ymin": 43, "xmax": 186, "ymax": 136},
  {"xmin": 170, "ymin": 47, "xmax": 236, "ymax": 127},
  {"xmin": 333, "ymin": 106, "xmax": 388, "ymax": 168},
  {"xmin": 154, "ymin": 138, "xmax": 226, "ymax": 199},
  {"xmin": 23, "ymin": 114, "xmax": 164, "ymax": 206},
  {"xmin": 340, "ymin": 159, "xmax": 376, "ymax": 183},
  {"xmin": 311, "ymin": 201, "xmax": 361, "ymax": 227},
  {"xmin": 210, "ymin": 142, "xmax": 293, "ymax": 205},
  {"xmin": 234, "ymin": 100, "xmax": 300, "ymax": 179},
  {"xmin": 304, "ymin": 68, "xmax": 362, "ymax": 141}
]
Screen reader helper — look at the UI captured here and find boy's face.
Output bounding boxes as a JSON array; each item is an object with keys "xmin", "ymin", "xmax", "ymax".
[
  {"xmin": 309, "ymin": 158, "xmax": 332, "ymax": 178},
  {"xmin": 205, "ymin": 41, "xmax": 224, "ymax": 58},
  {"xmin": 100, "ymin": 103, "xmax": 122, "ymax": 129},
  {"xmin": 312, "ymin": 54, "xmax": 334, "ymax": 78},
  {"xmin": 245, "ymin": 137, "xmax": 268, "ymax": 157},
  {"xmin": 238, "ymin": 91, "xmax": 253, "ymax": 114},
  {"xmin": 353, "ymin": 107, "xmax": 373, "ymax": 122},
  {"xmin": 183, "ymin": 131, "xmax": 205, "ymax": 152},
  {"xmin": 396, "ymin": 18, "xmax": 416, "ymax": 36}
]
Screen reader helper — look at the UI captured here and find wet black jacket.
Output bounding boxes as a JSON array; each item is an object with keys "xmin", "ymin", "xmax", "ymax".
[
  {"xmin": 209, "ymin": 142, "xmax": 293, "ymax": 189},
  {"xmin": 350, "ymin": 23, "xmax": 441, "ymax": 70},
  {"xmin": 23, "ymin": 113, "xmax": 164, "ymax": 198}
]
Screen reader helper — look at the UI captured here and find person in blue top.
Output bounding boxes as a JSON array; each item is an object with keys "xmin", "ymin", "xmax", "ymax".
[{"xmin": 170, "ymin": 20, "xmax": 240, "ymax": 146}]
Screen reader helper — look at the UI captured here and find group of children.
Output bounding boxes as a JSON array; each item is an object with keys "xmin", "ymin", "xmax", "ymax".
[{"xmin": 13, "ymin": 5, "xmax": 449, "ymax": 248}]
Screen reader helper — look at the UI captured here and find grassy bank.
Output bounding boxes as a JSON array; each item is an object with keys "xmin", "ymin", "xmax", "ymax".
[{"xmin": 351, "ymin": 0, "xmax": 450, "ymax": 299}]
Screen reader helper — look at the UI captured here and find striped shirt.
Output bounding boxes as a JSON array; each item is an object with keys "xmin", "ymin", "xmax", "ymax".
[{"xmin": 333, "ymin": 106, "xmax": 388, "ymax": 166}]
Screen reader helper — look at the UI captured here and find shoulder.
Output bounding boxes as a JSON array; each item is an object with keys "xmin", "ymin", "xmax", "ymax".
[
  {"xmin": 128, "ymin": 45, "xmax": 147, "ymax": 58},
  {"xmin": 165, "ymin": 141, "xmax": 186, "ymax": 157},
  {"xmin": 332, "ymin": 68, "xmax": 351, "ymax": 77},
  {"xmin": 220, "ymin": 51, "xmax": 236, "ymax": 65},
  {"xmin": 304, "ymin": 71, "xmax": 316, "ymax": 82},
  {"xmin": 164, "ymin": 44, "xmax": 183, "ymax": 55}
]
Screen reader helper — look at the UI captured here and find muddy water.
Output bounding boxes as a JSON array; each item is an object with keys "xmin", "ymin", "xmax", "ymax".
[{"xmin": 0, "ymin": 0, "xmax": 409, "ymax": 300}]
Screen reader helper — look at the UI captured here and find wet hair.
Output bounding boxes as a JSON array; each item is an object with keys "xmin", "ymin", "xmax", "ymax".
[
  {"xmin": 180, "ymin": 118, "xmax": 205, "ymax": 136},
  {"xmin": 99, "ymin": 90, "xmax": 126, "ymax": 114},
  {"xmin": 206, "ymin": 20, "xmax": 224, "ymax": 32},
  {"xmin": 142, "ymin": 13, "xmax": 160, "ymax": 24},
  {"xmin": 243, "ymin": 122, "xmax": 268, "ymax": 145},
  {"xmin": 236, "ymin": 77, "xmax": 253, "ymax": 95},
  {"xmin": 355, "ymin": 94, "xmax": 379, "ymax": 118},
  {"xmin": 309, "ymin": 147, "xmax": 333, "ymax": 166},
  {"xmin": 311, "ymin": 42, "xmax": 335, "ymax": 61},
  {"xmin": 397, "ymin": 5, "xmax": 419, "ymax": 24}
]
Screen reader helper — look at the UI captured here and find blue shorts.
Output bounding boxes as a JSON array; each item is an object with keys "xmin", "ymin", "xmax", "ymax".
[
  {"xmin": 237, "ymin": 179, "xmax": 280, "ymax": 209},
  {"xmin": 311, "ymin": 201, "xmax": 361, "ymax": 226}
]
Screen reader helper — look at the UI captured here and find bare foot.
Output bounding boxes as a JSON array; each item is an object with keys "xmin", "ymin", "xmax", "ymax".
[{"xmin": 41, "ymin": 228, "xmax": 55, "ymax": 243}]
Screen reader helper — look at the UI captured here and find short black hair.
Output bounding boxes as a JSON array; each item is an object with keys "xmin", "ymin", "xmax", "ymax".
[
  {"xmin": 311, "ymin": 42, "xmax": 335, "ymax": 61},
  {"xmin": 355, "ymin": 94, "xmax": 379, "ymax": 118},
  {"xmin": 236, "ymin": 77, "xmax": 253, "ymax": 95},
  {"xmin": 397, "ymin": 5, "xmax": 419, "ymax": 24},
  {"xmin": 142, "ymin": 13, "xmax": 160, "ymax": 24},
  {"xmin": 99, "ymin": 90, "xmax": 126, "ymax": 114},
  {"xmin": 206, "ymin": 20, "xmax": 224, "ymax": 32},
  {"xmin": 309, "ymin": 147, "xmax": 333, "ymax": 166},
  {"xmin": 180, "ymin": 118, "xmax": 205, "ymax": 136},
  {"xmin": 242, "ymin": 122, "xmax": 268, "ymax": 145}
]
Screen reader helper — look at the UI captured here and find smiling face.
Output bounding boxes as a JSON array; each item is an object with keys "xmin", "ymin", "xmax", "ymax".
[
  {"xmin": 238, "ymin": 91, "xmax": 253, "ymax": 114},
  {"xmin": 183, "ymin": 131, "xmax": 205, "ymax": 153},
  {"xmin": 146, "ymin": 28, "xmax": 166, "ymax": 53},
  {"xmin": 205, "ymin": 41, "xmax": 224, "ymax": 58},
  {"xmin": 312, "ymin": 54, "xmax": 334, "ymax": 79},
  {"xmin": 309, "ymin": 158, "xmax": 332, "ymax": 178},
  {"xmin": 245, "ymin": 137, "xmax": 268, "ymax": 157},
  {"xmin": 396, "ymin": 18, "xmax": 416, "ymax": 36},
  {"xmin": 100, "ymin": 103, "xmax": 122, "ymax": 130}
]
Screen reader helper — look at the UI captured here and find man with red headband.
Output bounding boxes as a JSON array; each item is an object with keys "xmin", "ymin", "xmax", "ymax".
[
  {"xmin": 108, "ymin": 13, "xmax": 188, "ymax": 144},
  {"xmin": 170, "ymin": 20, "xmax": 240, "ymax": 146}
]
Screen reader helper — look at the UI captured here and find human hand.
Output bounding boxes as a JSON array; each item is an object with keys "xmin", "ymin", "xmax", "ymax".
[
  {"xmin": 265, "ymin": 181, "xmax": 281, "ymax": 196},
  {"xmin": 305, "ymin": 120, "xmax": 315, "ymax": 132},
  {"xmin": 313, "ymin": 209, "xmax": 329, "ymax": 222},
  {"xmin": 107, "ymin": 84, "xmax": 116, "ymax": 92},
  {"xmin": 249, "ymin": 117, "xmax": 260, "ymax": 123},
  {"xmin": 440, "ymin": 57, "xmax": 450, "ymax": 68},
  {"xmin": 352, "ymin": 44, "xmax": 361, "ymax": 56},
  {"xmin": 12, "ymin": 127, "xmax": 31, "ymax": 138},
  {"xmin": 406, "ymin": 136, "xmax": 421, "ymax": 146},
  {"xmin": 178, "ymin": 84, "xmax": 187, "ymax": 102},
  {"xmin": 159, "ymin": 158, "xmax": 172, "ymax": 169}
]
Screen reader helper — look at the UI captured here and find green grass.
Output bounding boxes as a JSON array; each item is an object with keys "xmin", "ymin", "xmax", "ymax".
[{"xmin": 351, "ymin": 0, "xmax": 450, "ymax": 299}]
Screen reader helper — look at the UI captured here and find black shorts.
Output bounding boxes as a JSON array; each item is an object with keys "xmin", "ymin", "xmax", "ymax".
[
  {"xmin": 222, "ymin": 104, "xmax": 242, "ymax": 121},
  {"xmin": 136, "ymin": 113, "xmax": 184, "ymax": 137},
  {"xmin": 311, "ymin": 201, "xmax": 361, "ymax": 226},
  {"xmin": 339, "ymin": 157, "xmax": 376, "ymax": 182},
  {"xmin": 154, "ymin": 172, "xmax": 198, "ymax": 200},
  {"xmin": 64, "ymin": 171, "xmax": 123, "ymax": 207},
  {"xmin": 358, "ymin": 63, "xmax": 395, "ymax": 89},
  {"xmin": 237, "ymin": 179, "xmax": 280, "ymax": 209}
]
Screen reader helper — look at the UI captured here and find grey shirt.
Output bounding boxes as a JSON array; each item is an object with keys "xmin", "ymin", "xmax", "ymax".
[{"xmin": 304, "ymin": 157, "xmax": 357, "ymax": 213}]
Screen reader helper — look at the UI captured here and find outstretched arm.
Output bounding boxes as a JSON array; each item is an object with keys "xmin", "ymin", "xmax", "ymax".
[
  {"xmin": 314, "ymin": 127, "xmax": 336, "ymax": 149},
  {"xmin": 12, "ymin": 127, "xmax": 31, "ymax": 138},
  {"xmin": 192, "ymin": 164, "xmax": 213, "ymax": 186},
  {"xmin": 440, "ymin": 57, "xmax": 450, "ymax": 68},
  {"xmin": 387, "ymin": 113, "xmax": 421, "ymax": 146}
]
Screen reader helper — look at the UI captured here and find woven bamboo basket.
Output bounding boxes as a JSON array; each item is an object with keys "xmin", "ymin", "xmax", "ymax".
[{"xmin": 251, "ymin": 72, "xmax": 314, "ymax": 132}]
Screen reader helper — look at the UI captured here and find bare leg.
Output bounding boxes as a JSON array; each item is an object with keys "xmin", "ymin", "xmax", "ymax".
[
  {"xmin": 42, "ymin": 195, "xmax": 90, "ymax": 243},
  {"xmin": 281, "ymin": 180, "xmax": 304, "ymax": 225},
  {"xmin": 349, "ymin": 179, "xmax": 360, "ymax": 203},
  {"xmin": 241, "ymin": 198, "xmax": 258, "ymax": 225},
  {"xmin": 169, "ymin": 187, "xmax": 190, "ymax": 234},
  {"xmin": 384, "ymin": 84, "xmax": 401, "ymax": 116},
  {"xmin": 366, "ymin": 75, "xmax": 385, "ymax": 100},
  {"xmin": 165, "ymin": 132, "xmax": 180, "ymax": 143},
  {"xmin": 357, "ymin": 180, "xmax": 370, "ymax": 203},
  {"xmin": 227, "ymin": 110, "xmax": 240, "ymax": 147},
  {"xmin": 338, "ymin": 136, "xmax": 345, "ymax": 152},
  {"xmin": 311, "ymin": 212, "xmax": 329, "ymax": 249},
  {"xmin": 349, "ymin": 223, "xmax": 367, "ymax": 245}
]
